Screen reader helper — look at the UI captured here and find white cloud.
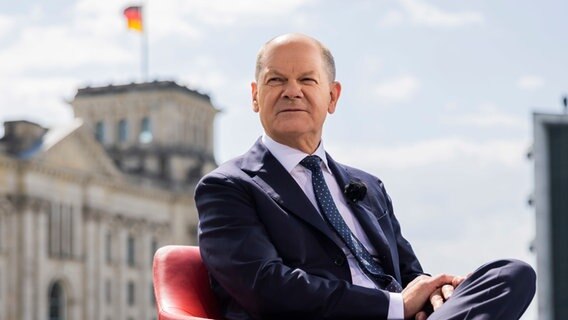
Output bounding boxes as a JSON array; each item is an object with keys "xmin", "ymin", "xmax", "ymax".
[
  {"xmin": 378, "ymin": 10, "xmax": 405, "ymax": 27},
  {"xmin": 330, "ymin": 137, "xmax": 525, "ymax": 170},
  {"xmin": 373, "ymin": 75, "xmax": 420, "ymax": 103},
  {"xmin": 147, "ymin": 0, "xmax": 316, "ymax": 34},
  {"xmin": 0, "ymin": 75, "xmax": 76, "ymax": 126},
  {"xmin": 0, "ymin": 26, "xmax": 132, "ymax": 75},
  {"xmin": 380, "ymin": 0, "xmax": 484, "ymax": 28},
  {"xmin": 441, "ymin": 104, "xmax": 526, "ymax": 129},
  {"xmin": 0, "ymin": 0, "xmax": 140, "ymax": 76},
  {"xmin": 518, "ymin": 75, "xmax": 545, "ymax": 91},
  {"xmin": 73, "ymin": 0, "xmax": 128, "ymax": 37},
  {"xmin": 0, "ymin": 14, "xmax": 16, "ymax": 39},
  {"xmin": 187, "ymin": 0, "xmax": 315, "ymax": 24},
  {"xmin": 443, "ymin": 102, "xmax": 458, "ymax": 111},
  {"xmin": 359, "ymin": 56, "xmax": 384, "ymax": 74},
  {"xmin": 179, "ymin": 56, "xmax": 229, "ymax": 95},
  {"xmin": 70, "ymin": 0, "xmax": 316, "ymax": 46}
]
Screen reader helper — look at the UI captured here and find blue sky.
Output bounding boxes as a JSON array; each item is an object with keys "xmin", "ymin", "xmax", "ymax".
[{"xmin": 2, "ymin": 1, "xmax": 567, "ymax": 318}]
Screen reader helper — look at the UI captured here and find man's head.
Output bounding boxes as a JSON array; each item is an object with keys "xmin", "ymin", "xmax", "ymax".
[{"xmin": 251, "ymin": 33, "xmax": 341, "ymax": 153}]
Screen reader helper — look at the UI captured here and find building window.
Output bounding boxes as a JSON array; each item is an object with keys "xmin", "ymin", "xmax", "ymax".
[
  {"xmin": 48, "ymin": 203, "xmax": 60, "ymax": 257},
  {"xmin": 95, "ymin": 121, "xmax": 105, "ymax": 143},
  {"xmin": 105, "ymin": 279, "xmax": 111, "ymax": 304},
  {"xmin": 202, "ymin": 125, "xmax": 208, "ymax": 147},
  {"xmin": 118, "ymin": 119, "xmax": 128, "ymax": 143},
  {"xmin": 127, "ymin": 281, "xmax": 135, "ymax": 306},
  {"xmin": 61, "ymin": 205, "xmax": 72, "ymax": 258},
  {"xmin": 48, "ymin": 281, "xmax": 65, "ymax": 320},
  {"xmin": 49, "ymin": 203, "xmax": 73, "ymax": 259},
  {"xmin": 127, "ymin": 235, "xmax": 135, "ymax": 267},
  {"xmin": 0, "ymin": 214, "xmax": 3, "ymax": 250},
  {"xmin": 159, "ymin": 156, "xmax": 169, "ymax": 179},
  {"xmin": 139, "ymin": 117, "xmax": 153, "ymax": 144},
  {"xmin": 105, "ymin": 232, "xmax": 112, "ymax": 264},
  {"xmin": 0, "ymin": 211, "xmax": 6, "ymax": 251},
  {"xmin": 194, "ymin": 124, "xmax": 200, "ymax": 146},
  {"xmin": 151, "ymin": 238, "xmax": 158, "ymax": 264}
]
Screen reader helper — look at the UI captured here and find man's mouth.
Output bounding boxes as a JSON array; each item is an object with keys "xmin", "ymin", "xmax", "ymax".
[{"xmin": 278, "ymin": 107, "xmax": 306, "ymax": 113}]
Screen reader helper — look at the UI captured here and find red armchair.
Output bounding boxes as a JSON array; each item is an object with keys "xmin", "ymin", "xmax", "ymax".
[{"xmin": 153, "ymin": 245, "xmax": 221, "ymax": 320}]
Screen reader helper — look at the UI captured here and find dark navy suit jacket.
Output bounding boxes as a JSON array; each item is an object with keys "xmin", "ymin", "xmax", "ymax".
[{"xmin": 195, "ymin": 139, "xmax": 424, "ymax": 319}]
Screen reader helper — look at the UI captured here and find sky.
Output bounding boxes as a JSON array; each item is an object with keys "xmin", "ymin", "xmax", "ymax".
[{"xmin": 2, "ymin": 0, "xmax": 568, "ymax": 318}]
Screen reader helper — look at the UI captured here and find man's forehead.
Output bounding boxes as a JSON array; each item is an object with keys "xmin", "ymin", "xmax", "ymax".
[{"xmin": 261, "ymin": 43, "xmax": 322, "ymax": 68}]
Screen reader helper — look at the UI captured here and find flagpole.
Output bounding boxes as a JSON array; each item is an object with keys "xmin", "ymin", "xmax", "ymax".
[{"xmin": 141, "ymin": 1, "xmax": 149, "ymax": 82}]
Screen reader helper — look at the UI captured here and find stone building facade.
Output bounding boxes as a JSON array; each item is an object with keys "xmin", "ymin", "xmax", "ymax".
[{"xmin": 0, "ymin": 81, "xmax": 218, "ymax": 320}]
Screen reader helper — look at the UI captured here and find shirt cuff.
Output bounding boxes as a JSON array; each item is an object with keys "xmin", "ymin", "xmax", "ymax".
[{"xmin": 387, "ymin": 292, "xmax": 404, "ymax": 320}]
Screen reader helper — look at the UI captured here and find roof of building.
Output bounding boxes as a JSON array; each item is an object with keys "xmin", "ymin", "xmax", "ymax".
[{"xmin": 75, "ymin": 80, "xmax": 211, "ymax": 101}]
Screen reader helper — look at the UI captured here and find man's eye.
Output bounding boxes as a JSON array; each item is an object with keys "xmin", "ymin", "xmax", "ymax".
[
  {"xmin": 267, "ymin": 77, "xmax": 284, "ymax": 84},
  {"xmin": 302, "ymin": 78, "xmax": 317, "ymax": 84}
]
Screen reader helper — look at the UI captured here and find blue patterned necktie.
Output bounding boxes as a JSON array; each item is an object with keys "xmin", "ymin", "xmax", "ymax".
[{"xmin": 300, "ymin": 155, "xmax": 403, "ymax": 293}]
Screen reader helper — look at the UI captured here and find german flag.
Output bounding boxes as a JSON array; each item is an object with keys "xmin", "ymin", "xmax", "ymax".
[{"xmin": 123, "ymin": 6, "xmax": 143, "ymax": 32}]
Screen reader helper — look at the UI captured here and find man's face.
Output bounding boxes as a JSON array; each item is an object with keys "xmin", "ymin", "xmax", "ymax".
[{"xmin": 251, "ymin": 37, "xmax": 341, "ymax": 151}]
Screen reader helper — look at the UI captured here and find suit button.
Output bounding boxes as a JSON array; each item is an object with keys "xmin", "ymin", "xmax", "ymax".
[{"xmin": 334, "ymin": 256, "xmax": 345, "ymax": 266}]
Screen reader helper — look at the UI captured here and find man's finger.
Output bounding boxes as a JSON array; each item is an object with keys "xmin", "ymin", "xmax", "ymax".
[
  {"xmin": 430, "ymin": 288, "xmax": 444, "ymax": 310},
  {"xmin": 452, "ymin": 271, "xmax": 473, "ymax": 287},
  {"xmin": 431, "ymin": 273, "xmax": 457, "ymax": 287},
  {"xmin": 451, "ymin": 276, "xmax": 463, "ymax": 287},
  {"xmin": 441, "ymin": 284, "xmax": 454, "ymax": 299},
  {"xmin": 415, "ymin": 311, "xmax": 428, "ymax": 320}
]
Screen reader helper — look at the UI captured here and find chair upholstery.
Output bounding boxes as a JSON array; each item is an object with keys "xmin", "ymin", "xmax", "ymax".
[{"xmin": 153, "ymin": 245, "xmax": 221, "ymax": 320}]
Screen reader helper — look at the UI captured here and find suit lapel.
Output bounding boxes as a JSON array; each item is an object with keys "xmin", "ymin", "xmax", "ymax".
[
  {"xmin": 241, "ymin": 140, "xmax": 342, "ymax": 246},
  {"xmin": 326, "ymin": 153, "xmax": 398, "ymax": 278}
]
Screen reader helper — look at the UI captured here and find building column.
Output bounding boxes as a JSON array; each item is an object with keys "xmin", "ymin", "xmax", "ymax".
[
  {"xmin": 19, "ymin": 202, "xmax": 34, "ymax": 320},
  {"xmin": 84, "ymin": 208, "xmax": 100, "ymax": 320},
  {"xmin": 5, "ymin": 201, "xmax": 18, "ymax": 320},
  {"xmin": 140, "ymin": 227, "xmax": 152, "ymax": 319},
  {"xmin": 35, "ymin": 201, "xmax": 48, "ymax": 320}
]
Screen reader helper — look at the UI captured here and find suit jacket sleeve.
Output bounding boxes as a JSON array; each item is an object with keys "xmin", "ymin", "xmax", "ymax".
[
  {"xmin": 196, "ymin": 171, "xmax": 392, "ymax": 320},
  {"xmin": 380, "ymin": 182, "xmax": 425, "ymax": 286}
]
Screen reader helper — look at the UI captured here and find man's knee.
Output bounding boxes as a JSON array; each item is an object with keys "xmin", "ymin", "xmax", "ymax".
[
  {"xmin": 500, "ymin": 259, "xmax": 535, "ymax": 283},
  {"xmin": 495, "ymin": 259, "xmax": 536, "ymax": 299}
]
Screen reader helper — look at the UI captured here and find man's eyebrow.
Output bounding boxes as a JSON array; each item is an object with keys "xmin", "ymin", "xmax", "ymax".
[
  {"xmin": 298, "ymin": 71, "xmax": 317, "ymax": 78},
  {"xmin": 264, "ymin": 70, "xmax": 318, "ymax": 78}
]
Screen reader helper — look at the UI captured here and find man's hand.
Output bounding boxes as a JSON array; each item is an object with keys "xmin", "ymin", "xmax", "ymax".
[
  {"xmin": 407, "ymin": 274, "xmax": 470, "ymax": 319},
  {"xmin": 402, "ymin": 274, "xmax": 454, "ymax": 318}
]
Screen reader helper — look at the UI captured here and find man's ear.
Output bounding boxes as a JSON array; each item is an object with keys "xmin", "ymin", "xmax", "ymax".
[
  {"xmin": 251, "ymin": 82, "xmax": 259, "ymax": 112},
  {"xmin": 327, "ymin": 81, "xmax": 342, "ymax": 114}
]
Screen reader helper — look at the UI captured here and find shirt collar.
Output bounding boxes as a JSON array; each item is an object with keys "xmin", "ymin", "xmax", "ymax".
[{"xmin": 262, "ymin": 134, "xmax": 329, "ymax": 173}]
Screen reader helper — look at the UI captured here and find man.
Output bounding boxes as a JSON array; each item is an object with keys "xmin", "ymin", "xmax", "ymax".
[{"xmin": 195, "ymin": 33, "xmax": 535, "ymax": 320}]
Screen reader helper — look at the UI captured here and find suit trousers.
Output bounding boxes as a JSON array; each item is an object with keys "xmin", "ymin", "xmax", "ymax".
[{"xmin": 427, "ymin": 259, "xmax": 536, "ymax": 320}]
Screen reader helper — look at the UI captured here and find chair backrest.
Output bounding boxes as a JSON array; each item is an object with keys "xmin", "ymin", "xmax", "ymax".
[{"xmin": 153, "ymin": 245, "xmax": 221, "ymax": 320}]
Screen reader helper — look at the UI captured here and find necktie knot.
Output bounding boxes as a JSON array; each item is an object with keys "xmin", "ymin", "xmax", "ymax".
[{"xmin": 300, "ymin": 155, "xmax": 322, "ymax": 173}]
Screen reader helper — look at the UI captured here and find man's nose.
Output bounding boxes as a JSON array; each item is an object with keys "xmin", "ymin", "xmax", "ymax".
[{"xmin": 282, "ymin": 80, "xmax": 303, "ymax": 100}]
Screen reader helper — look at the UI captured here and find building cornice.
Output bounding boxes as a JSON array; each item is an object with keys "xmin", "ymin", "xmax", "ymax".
[{"xmin": 75, "ymin": 81, "xmax": 212, "ymax": 103}]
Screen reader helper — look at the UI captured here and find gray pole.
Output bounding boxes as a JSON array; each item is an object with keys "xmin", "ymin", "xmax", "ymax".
[{"xmin": 141, "ymin": 1, "xmax": 149, "ymax": 82}]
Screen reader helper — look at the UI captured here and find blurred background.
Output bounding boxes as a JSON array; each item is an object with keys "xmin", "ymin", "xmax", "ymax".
[{"xmin": 1, "ymin": 0, "xmax": 567, "ymax": 319}]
